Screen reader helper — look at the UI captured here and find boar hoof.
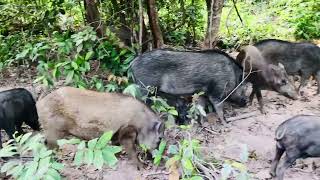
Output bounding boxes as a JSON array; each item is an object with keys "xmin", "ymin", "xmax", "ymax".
[{"xmin": 269, "ymin": 170, "xmax": 276, "ymax": 177}]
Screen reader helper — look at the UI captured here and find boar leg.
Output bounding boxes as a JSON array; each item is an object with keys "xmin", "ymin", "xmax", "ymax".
[
  {"xmin": 249, "ymin": 90, "xmax": 255, "ymax": 105},
  {"xmin": 315, "ymin": 70, "xmax": 320, "ymax": 94},
  {"xmin": 208, "ymin": 97, "xmax": 227, "ymax": 125},
  {"xmin": 118, "ymin": 126, "xmax": 141, "ymax": 169},
  {"xmin": 275, "ymin": 152, "xmax": 299, "ymax": 180},
  {"xmin": 270, "ymin": 146, "xmax": 285, "ymax": 177},
  {"xmin": 254, "ymin": 88, "xmax": 266, "ymax": 114},
  {"xmin": 298, "ymin": 73, "xmax": 309, "ymax": 95},
  {"xmin": 0, "ymin": 130, "xmax": 2, "ymax": 148}
]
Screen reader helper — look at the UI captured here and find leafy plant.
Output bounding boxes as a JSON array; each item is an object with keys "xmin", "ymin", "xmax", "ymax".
[
  {"xmin": 57, "ymin": 131, "xmax": 122, "ymax": 169},
  {"xmin": 150, "ymin": 96, "xmax": 179, "ymax": 124},
  {"xmin": 166, "ymin": 138, "xmax": 202, "ymax": 178},
  {"xmin": 220, "ymin": 144, "xmax": 251, "ymax": 180},
  {"xmin": 187, "ymin": 92, "xmax": 207, "ymax": 122},
  {"xmin": 152, "ymin": 140, "xmax": 167, "ymax": 166},
  {"xmin": 0, "ymin": 132, "xmax": 63, "ymax": 180}
]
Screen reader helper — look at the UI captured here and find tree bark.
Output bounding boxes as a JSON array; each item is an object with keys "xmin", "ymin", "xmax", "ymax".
[
  {"xmin": 84, "ymin": 0, "xmax": 104, "ymax": 37},
  {"xmin": 204, "ymin": 0, "xmax": 224, "ymax": 48},
  {"xmin": 146, "ymin": 0, "xmax": 164, "ymax": 48}
]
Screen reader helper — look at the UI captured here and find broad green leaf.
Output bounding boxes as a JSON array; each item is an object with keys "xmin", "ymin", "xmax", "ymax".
[
  {"xmin": 36, "ymin": 156, "xmax": 51, "ymax": 177},
  {"xmin": 51, "ymin": 162, "xmax": 64, "ymax": 171},
  {"xmin": 168, "ymin": 145, "xmax": 179, "ymax": 155},
  {"xmin": 19, "ymin": 132, "xmax": 33, "ymax": 145},
  {"xmin": 45, "ymin": 169, "xmax": 61, "ymax": 180},
  {"xmin": 93, "ymin": 150, "xmax": 104, "ymax": 169},
  {"xmin": 102, "ymin": 149, "xmax": 118, "ymax": 167},
  {"xmin": 71, "ymin": 61, "xmax": 78, "ymax": 70},
  {"xmin": 85, "ymin": 149, "xmax": 94, "ymax": 165},
  {"xmin": 39, "ymin": 149, "xmax": 53, "ymax": 158},
  {"xmin": 96, "ymin": 131, "xmax": 113, "ymax": 149},
  {"xmin": 85, "ymin": 51, "xmax": 94, "ymax": 60},
  {"xmin": 65, "ymin": 70, "xmax": 74, "ymax": 84},
  {"xmin": 24, "ymin": 161, "xmax": 38, "ymax": 178},
  {"xmin": 57, "ymin": 138, "xmax": 81, "ymax": 146},
  {"xmin": 74, "ymin": 150, "xmax": 84, "ymax": 166},
  {"xmin": 168, "ymin": 109, "xmax": 178, "ymax": 116},
  {"xmin": 77, "ymin": 141, "xmax": 86, "ymax": 150},
  {"xmin": 8, "ymin": 164, "xmax": 24, "ymax": 178},
  {"xmin": 1, "ymin": 161, "xmax": 19, "ymax": 173},
  {"xmin": 88, "ymin": 138, "xmax": 98, "ymax": 149},
  {"xmin": 182, "ymin": 158, "xmax": 194, "ymax": 175},
  {"xmin": 153, "ymin": 140, "xmax": 166, "ymax": 166},
  {"xmin": 196, "ymin": 104, "xmax": 207, "ymax": 117}
]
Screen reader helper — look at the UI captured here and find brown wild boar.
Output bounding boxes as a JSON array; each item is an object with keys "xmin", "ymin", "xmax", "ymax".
[{"xmin": 37, "ymin": 87, "xmax": 164, "ymax": 168}]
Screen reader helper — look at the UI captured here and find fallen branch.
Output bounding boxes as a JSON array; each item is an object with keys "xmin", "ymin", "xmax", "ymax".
[
  {"xmin": 227, "ymin": 111, "xmax": 258, "ymax": 122},
  {"xmin": 195, "ymin": 161, "xmax": 218, "ymax": 180},
  {"xmin": 144, "ymin": 171, "xmax": 170, "ymax": 177}
]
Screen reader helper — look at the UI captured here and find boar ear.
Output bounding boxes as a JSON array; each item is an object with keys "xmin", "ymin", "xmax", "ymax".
[
  {"xmin": 278, "ymin": 63, "xmax": 285, "ymax": 70},
  {"xmin": 153, "ymin": 122, "xmax": 165, "ymax": 135}
]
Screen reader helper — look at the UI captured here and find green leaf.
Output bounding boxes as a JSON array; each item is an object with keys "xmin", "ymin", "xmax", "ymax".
[
  {"xmin": 168, "ymin": 145, "xmax": 179, "ymax": 155},
  {"xmin": 93, "ymin": 150, "xmax": 104, "ymax": 169},
  {"xmin": 51, "ymin": 162, "xmax": 64, "ymax": 171},
  {"xmin": 1, "ymin": 161, "xmax": 19, "ymax": 173},
  {"xmin": 153, "ymin": 140, "xmax": 166, "ymax": 166},
  {"xmin": 8, "ymin": 164, "xmax": 24, "ymax": 178},
  {"xmin": 104, "ymin": 146, "xmax": 122, "ymax": 154},
  {"xmin": 24, "ymin": 161, "xmax": 38, "ymax": 178},
  {"xmin": 102, "ymin": 149, "xmax": 118, "ymax": 167},
  {"xmin": 65, "ymin": 70, "xmax": 74, "ymax": 84},
  {"xmin": 77, "ymin": 141, "xmax": 86, "ymax": 150},
  {"xmin": 221, "ymin": 163, "xmax": 233, "ymax": 180},
  {"xmin": 85, "ymin": 51, "xmax": 94, "ymax": 60},
  {"xmin": 19, "ymin": 132, "xmax": 33, "ymax": 145},
  {"xmin": 182, "ymin": 158, "xmax": 194, "ymax": 174},
  {"xmin": 76, "ymin": 43, "xmax": 83, "ymax": 53},
  {"xmin": 74, "ymin": 150, "xmax": 84, "ymax": 166},
  {"xmin": 88, "ymin": 138, "xmax": 98, "ymax": 149},
  {"xmin": 168, "ymin": 109, "xmax": 178, "ymax": 116},
  {"xmin": 57, "ymin": 138, "xmax": 81, "ymax": 147},
  {"xmin": 45, "ymin": 169, "xmax": 61, "ymax": 180},
  {"xmin": 85, "ymin": 149, "xmax": 94, "ymax": 165},
  {"xmin": 96, "ymin": 131, "xmax": 113, "ymax": 149},
  {"xmin": 71, "ymin": 61, "xmax": 78, "ymax": 70},
  {"xmin": 36, "ymin": 156, "xmax": 51, "ymax": 177}
]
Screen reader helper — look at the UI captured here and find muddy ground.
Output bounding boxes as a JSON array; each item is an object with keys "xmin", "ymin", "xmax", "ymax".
[{"xmin": 0, "ymin": 67, "xmax": 320, "ymax": 180}]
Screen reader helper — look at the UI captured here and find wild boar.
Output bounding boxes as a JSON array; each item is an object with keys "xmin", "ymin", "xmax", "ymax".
[
  {"xmin": 0, "ymin": 88, "xmax": 40, "ymax": 148},
  {"xmin": 270, "ymin": 115, "xmax": 320, "ymax": 180},
  {"xmin": 37, "ymin": 87, "xmax": 164, "ymax": 168},
  {"xmin": 131, "ymin": 49, "xmax": 247, "ymax": 125},
  {"xmin": 236, "ymin": 45, "xmax": 298, "ymax": 113}
]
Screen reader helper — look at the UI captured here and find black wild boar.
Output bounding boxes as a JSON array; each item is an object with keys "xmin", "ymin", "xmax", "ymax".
[
  {"xmin": 236, "ymin": 45, "xmax": 298, "ymax": 113},
  {"xmin": 254, "ymin": 39, "xmax": 320, "ymax": 94},
  {"xmin": 0, "ymin": 88, "xmax": 40, "ymax": 147},
  {"xmin": 131, "ymin": 49, "xmax": 247, "ymax": 125},
  {"xmin": 37, "ymin": 87, "xmax": 164, "ymax": 168},
  {"xmin": 270, "ymin": 115, "xmax": 320, "ymax": 180}
]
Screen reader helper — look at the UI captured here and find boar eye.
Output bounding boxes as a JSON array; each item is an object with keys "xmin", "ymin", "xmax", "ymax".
[{"xmin": 281, "ymin": 79, "xmax": 287, "ymax": 85}]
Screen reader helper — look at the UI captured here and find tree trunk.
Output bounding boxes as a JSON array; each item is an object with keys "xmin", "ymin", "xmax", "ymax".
[
  {"xmin": 146, "ymin": 0, "xmax": 164, "ymax": 48},
  {"xmin": 84, "ymin": 0, "xmax": 104, "ymax": 37},
  {"xmin": 204, "ymin": 0, "xmax": 224, "ymax": 48}
]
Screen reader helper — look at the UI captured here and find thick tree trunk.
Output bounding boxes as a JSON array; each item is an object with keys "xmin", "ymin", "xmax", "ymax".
[
  {"xmin": 84, "ymin": 0, "xmax": 104, "ymax": 37},
  {"xmin": 146, "ymin": 0, "xmax": 164, "ymax": 48},
  {"xmin": 204, "ymin": 0, "xmax": 224, "ymax": 48}
]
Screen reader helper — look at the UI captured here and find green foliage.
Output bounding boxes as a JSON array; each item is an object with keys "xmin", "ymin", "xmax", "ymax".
[
  {"xmin": 166, "ymin": 138, "xmax": 202, "ymax": 178},
  {"xmin": 57, "ymin": 131, "xmax": 122, "ymax": 169},
  {"xmin": 158, "ymin": 0, "xmax": 207, "ymax": 46},
  {"xmin": 150, "ymin": 96, "xmax": 178, "ymax": 125},
  {"xmin": 0, "ymin": 132, "xmax": 63, "ymax": 180},
  {"xmin": 290, "ymin": 0, "xmax": 320, "ymax": 39},
  {"xmin": 123, "ymin": 84, "xmax": 142, "ymax": 99},
  {"xmin": 220, "ymin": 144, "xmax": 251, "ymax": 180},
  {"xmin": 152, "ymin": 140, "xmax": 167, "ymax": 166},
  {"xmin": 187, "ymin": 92, "xmax": 206, "ymax": 121}
]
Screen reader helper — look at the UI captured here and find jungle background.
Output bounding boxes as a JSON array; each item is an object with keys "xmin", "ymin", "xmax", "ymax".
[{"xmin": 0, "ymin": 0, "xmax": 320, "ymax": 179}]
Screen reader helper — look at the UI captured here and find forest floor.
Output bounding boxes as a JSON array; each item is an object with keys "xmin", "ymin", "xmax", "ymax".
[{"xmin": 0, "ymin": 66, "xmax": 320, "ymax": 180}]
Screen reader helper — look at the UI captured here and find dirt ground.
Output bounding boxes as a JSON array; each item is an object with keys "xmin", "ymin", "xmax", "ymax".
[{"xmin": 0, "ymin": 67, "xmax": 320, "ymax": 180}]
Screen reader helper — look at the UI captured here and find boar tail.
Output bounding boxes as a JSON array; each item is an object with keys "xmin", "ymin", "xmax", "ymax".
[{"xmin": 275, "ymin": 127, "xmax": 286, "ymax": 141}]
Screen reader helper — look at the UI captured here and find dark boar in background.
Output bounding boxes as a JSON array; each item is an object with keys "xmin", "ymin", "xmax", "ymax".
[
  {"xmin": 131, "ymin": 49, "xmax": 247, "ymax": 125},
  {"xmin": 236, "ymin": 45, "xmax": 298, "ymax": 113},
  {"xmin": 0, "ymin": 88, "xmax": 40, "ymax": 148},
  {"xmin": 270, "ymin": 115, "xmax": 320, "ymax": 180},
  {"xmin": 254, "ymin": 39, "xmax": 320, "ymax": 94}
]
